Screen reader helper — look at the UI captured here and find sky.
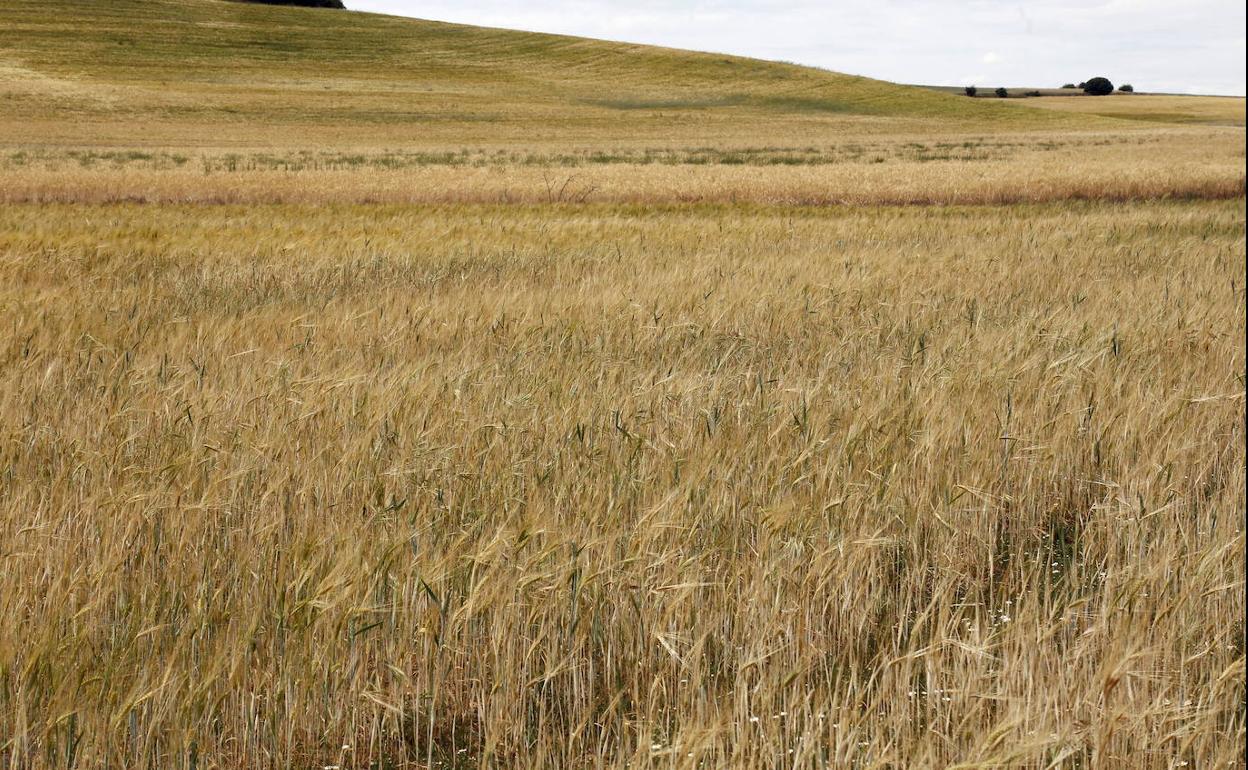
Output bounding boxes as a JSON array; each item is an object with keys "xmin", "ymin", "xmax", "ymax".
[{"xmin": 348, "ymin": 0, "xmax": 1246, "ymax": 96}]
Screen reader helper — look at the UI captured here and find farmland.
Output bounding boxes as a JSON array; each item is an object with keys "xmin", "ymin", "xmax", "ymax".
[{"xmin": 0, "ymin": 1, "xmax": 1244, "ymax": 768}]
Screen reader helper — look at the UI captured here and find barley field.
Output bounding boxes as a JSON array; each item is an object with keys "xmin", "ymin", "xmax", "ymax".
[{"xmin": 0, "ymin": 1, "xmax": 1244, "ymax": 769}]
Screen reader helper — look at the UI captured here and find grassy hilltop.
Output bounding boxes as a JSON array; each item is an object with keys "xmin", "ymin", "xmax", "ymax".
[{"xmin": 0, "ymin": 0, "xmax": 1085, "ymax": 147}]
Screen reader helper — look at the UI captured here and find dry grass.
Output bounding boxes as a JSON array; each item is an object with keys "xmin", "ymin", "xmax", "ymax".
[
  {"xmin": 1017, "ymin": 95, "xmax": 1246, "ymax": 127},
  {"xmin": 1, "ymin": 200, "xmax": 1244, "ymax": 768},
  {"xmin": 1, "ymin": 129, "xmax": 1243, "ymax": 207}
]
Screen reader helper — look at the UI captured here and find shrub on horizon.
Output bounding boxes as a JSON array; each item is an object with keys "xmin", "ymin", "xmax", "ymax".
[
  {"xmin": 1118, "ymin": 83, "xmax": 1134, "ymax": 92},
  {"xmin": 995, "ymin": 87, "xmax": 1009, "ymax": 98},
  {"xmin": 964, "ymin": 85, "xmax": 978, "ymax": 97},
  {"xmin": 1083, "ymin": 77, "xmax": 1114, "ymax": 95}
]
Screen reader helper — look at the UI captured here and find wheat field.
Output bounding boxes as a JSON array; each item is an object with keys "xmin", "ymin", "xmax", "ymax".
[
  {"xmin": 2, "ymin": 200, "xmax": 1243, "ymax": 768},
  {"xmin": 1, "ymin": 1, "xmax": 1245, "ymax": 768},
  {"xmin": 1, "ymin": 128, "xmax": 1243, "ymax": 208}
]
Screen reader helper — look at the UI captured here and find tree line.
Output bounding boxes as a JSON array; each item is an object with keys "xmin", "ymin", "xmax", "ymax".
[{"xmin": 964, "ymin": 77, "xmax": 1134, "ymax": 98}]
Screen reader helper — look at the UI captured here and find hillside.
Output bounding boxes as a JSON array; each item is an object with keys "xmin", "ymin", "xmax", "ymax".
[{"xmin": 0, "ymin": 0, "xmax": 1084, "ymax": 147}]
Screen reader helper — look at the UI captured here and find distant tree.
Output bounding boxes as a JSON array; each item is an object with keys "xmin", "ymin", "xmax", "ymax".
[
  {"xmin": 1082, "ymin": 77, "xmax": 1114, "ymax": 95},
  {"xmin": 1077, "ymin": 82, "xmax": 1087, "ymax": 89},
  {"xmin": 232, "ymin": 0, "xmax": 347, "ymax": 8},
  {"xmin": 1118, "ymin": 83, "xmax": 1134, "ymax": 92},
  {"xmin": 964, "ymin": 85, "xmax": 978, "ymax": 97},
  {"xmin": 995, "ymin": 87, "xmax": 1009, "ymax": 98},
  {"xmin": 1061, "ymin": 83, "xmax": 1078, "ymax": 89},
  {"xmin": 1024, "ymin": 90, "xmax": 1042, "ymax": 97}
]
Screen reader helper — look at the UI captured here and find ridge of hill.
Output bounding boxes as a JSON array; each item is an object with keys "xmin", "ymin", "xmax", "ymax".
[
  {"xmin": 0, "ymin": 0, "xmax": 1089, "ymax": 147},
  {"xmin": 232, "ymin": 0, "xmax": 346, "ymax": 8}
]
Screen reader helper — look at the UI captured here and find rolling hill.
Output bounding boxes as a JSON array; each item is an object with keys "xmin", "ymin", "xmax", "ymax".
[{"xmin": 0, "ymin": 0, "xmax": 1084, "ymax": 147}]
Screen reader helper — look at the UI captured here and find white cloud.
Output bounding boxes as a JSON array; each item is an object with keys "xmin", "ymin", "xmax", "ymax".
[{"xmin": 349, "ymin": 0, "xmax": 1247, "ymax": 95}]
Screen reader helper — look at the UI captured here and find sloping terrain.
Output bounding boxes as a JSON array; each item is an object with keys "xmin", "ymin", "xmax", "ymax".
[
  {"xmin": 1019, "ymin": 94, "xmax": 1245, "ymax": 126},
  {"xmin": 0, "ymin": 0, "xmax": 1241, "ymax": 203},
  {"xmin": 0, "ymin": 0, "xmax": 1084, "ymax": 146}
]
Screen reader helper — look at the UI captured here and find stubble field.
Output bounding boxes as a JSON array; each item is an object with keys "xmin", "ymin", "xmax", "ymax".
[{"xmin": 0, "ymin": 1, "xmax": 1244, "ymax": 768}]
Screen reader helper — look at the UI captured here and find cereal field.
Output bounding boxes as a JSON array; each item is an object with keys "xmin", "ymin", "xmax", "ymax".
[{"xmin": 0, "ymin": 1, "xmax": 1243, "ymax": 768}]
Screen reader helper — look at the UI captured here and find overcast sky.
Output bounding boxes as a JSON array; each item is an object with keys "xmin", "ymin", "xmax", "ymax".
[{"xmin": 349, "ymin": 0, "xmax": 1246, "ymax": 96}]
